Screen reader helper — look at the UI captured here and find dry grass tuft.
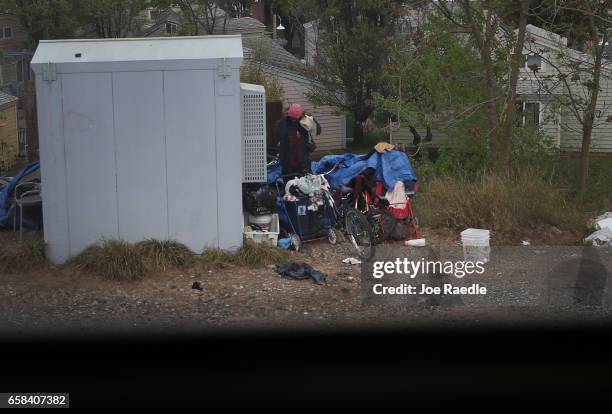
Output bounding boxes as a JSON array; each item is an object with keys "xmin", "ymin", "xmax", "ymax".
[
  {"xmin": 232, "ymin": 239, "xmax": 289, "ymax": 267},
  {"xmin": 71, "ymin": 240, "xmax": 145, "ymax": 281},
  {"xmin": 199, "ymin": 247, "xmax": 235, "ymax": 269},
  {"xmin": 0, "ymin": 235, "xmax": 47, "ymax": 274},
  {"xmin": 135, "ymin": 239, "xmax": 194, "ymax": 270}
]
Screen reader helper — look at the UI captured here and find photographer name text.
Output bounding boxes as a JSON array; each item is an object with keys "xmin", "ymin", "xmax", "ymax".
[{"xmin": 372, "ymin": 283, "xmax": 487, "ymax": 295}]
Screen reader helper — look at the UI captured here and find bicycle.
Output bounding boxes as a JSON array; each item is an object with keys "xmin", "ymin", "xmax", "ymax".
[
  {"xmin": 343, "ymin": 170, "xmax": 398, "ymax": 244},
  {"xmin": 318, "ymin": 163, "xmax": 375, "ymax": 261}
]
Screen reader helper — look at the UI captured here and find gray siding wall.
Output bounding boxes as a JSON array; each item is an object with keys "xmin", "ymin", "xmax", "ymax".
[
  {"xmin": 519, "ymin": 25, "xmax": 612, "ymax": 153},
  {"xmin": 261, "ymin": 67, "xmax": 346, "ymax": 152},
  {"xmin": 559, "ymin": 75, "xmax": 612, "ymax": 152}
]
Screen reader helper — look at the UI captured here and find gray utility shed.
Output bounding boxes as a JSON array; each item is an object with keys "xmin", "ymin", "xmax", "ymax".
[{"xmin": 31, "ymin": 35, "xmax": 244, "ymax": 264}]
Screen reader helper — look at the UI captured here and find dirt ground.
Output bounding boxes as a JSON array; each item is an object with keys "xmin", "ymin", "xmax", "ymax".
[{"xmin": 1, "ymin": 228, "xmax": 611, "ymax": 337}]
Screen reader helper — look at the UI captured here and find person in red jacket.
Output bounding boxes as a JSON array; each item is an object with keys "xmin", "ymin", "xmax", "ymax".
[{"xmin": 274, "ymin": 103, "xmax": 320, "ymax": 176}]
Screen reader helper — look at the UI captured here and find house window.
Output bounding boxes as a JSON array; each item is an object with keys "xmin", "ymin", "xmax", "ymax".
[
  {"xmin": 166, "ymin": 22, "xmax": 177, "ymax": 34},
  {"xmin": 523, "ymin": 54, "xmax": 542, "ymax": 72},
  {"xmin": 4, "ymin": 27, "xmax": 12, "ymax": 38},
  {"xmin": 150, "ymin": 9, "xmax": 160, "ymax": 21},
  {"xmin": 516, "ymin": 101, "xmax": 541, "ymax": 127}
]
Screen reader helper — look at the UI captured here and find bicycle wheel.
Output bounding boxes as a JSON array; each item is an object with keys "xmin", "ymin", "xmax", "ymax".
[
  {"xmin": 345, "ymin": 209, "xmax": 375, "ymax": 261},
  {"xmin": 370, "ymin": 208, "xmax": 397, "ymax": 243}
]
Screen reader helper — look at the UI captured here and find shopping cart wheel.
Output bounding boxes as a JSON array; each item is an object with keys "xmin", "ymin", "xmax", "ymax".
[
  {"xmin": 328, "ymin": 227, "xmax": 339, "ymax": 245},
  {"xmin": 290, "ymin": 234, "xmax": 301, "ymax": 252}
]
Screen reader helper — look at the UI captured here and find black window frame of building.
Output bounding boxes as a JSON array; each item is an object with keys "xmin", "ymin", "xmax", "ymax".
[
  {"xmin": 516, "ymin": 100, "xmax": 541, "ymax": 127},
  {"xmin": 523, "ymin": 53, "xmax": 543, "ymax": 72},
  {"xmin": 166, "ymin": 22, "xmax": 177, "ymax": 34}
]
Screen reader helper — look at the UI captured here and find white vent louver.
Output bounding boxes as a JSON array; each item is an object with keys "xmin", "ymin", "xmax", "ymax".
[{"xmin": 240, "ymin": 83, "xmax": 267, "ymax": 183}]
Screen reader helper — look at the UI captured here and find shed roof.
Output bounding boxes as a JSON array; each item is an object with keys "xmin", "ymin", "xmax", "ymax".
[
  {"xmin": 242, "ymin": 34, "xmax": 303, "ymax": 70},
  {"xmin": 32, "ymin": 35, "xmax": 243, "ymax": 66},
  {"xmin": 0, "ymin": 91, "xmax": 18, "ymax": 107},
  {"xmin": 213, "ymin": 17, "xmax": 266, "ymax": 35}
]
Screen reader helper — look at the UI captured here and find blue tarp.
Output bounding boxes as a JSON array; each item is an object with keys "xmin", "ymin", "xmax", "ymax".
[
  {"xmin": 311, "ymin": 150, "xmax": 417, "ymax": 190},
  {"xmin": 0, "ymin": 161, "xmax": 40, "ymax": 227},
  {"xmin": 267, "ymin": 161, "xmax": 282, "ymax": 184}
]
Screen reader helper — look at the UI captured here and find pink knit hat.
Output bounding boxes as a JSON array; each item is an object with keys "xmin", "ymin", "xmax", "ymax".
[{"xmin": 287, "ymin": 103, "xmax": 304, "ymax": 120}]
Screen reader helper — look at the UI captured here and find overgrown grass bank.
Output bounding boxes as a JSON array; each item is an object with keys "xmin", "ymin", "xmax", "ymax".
[
  {"xmin": 135, "ymin": 239, "xmax": 194, "ymax": 270},
  {"xmin": 68, "ymin": 238, "xmax": 289, "ymax": 280},
  {"xmin": 414, "ymin": 170, "xmax": 587, "ymax": 244},
  {"xmin": 199, "ymin": 240, "xmax": 289, "ymax": 269}
]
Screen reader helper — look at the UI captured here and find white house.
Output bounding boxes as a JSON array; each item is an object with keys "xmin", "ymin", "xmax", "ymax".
[{"xmin": 518, "ymin": 24, "xmax": 612, "ymax": 153}]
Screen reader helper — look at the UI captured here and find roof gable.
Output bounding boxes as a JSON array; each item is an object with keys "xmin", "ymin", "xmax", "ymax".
[{"xmin": 0, "ymin": 91, "xmax": 18, "ymax": 108}]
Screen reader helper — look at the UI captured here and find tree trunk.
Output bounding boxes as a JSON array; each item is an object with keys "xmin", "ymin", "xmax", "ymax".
[
  {"xmin": 579, "ymin": 121, "xmax": 593, "ymax": 195},
  {"xmin": 498, "ymin": 0, "xmax": 529, "ymax": 169},
  {"xmin": 578, "ymin": 17, "xmax": 606, "ymax": 195},
  {"xmin": 353, "ymin": 119, "xmax": 365, "ymax": 147},
  {"xmin": 462, "ymin": 0, "xmax": 499, "ymax": 164}
]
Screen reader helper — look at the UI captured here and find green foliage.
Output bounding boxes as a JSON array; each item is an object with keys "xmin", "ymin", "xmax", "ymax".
[
  {"xmin": 240, "ymin": 63, "xmax": 285, "ymax": 102},
  {"xmin": 556, "ymin": 156, "xmax": 612, "ymax": 212},
  {"xmin": 75, "ymin": 0, "xmax": 147, "ymax": 38},
  {"xmin": 0, "ymin": 0, "xmax": 78, "ymax": 45},
  {"xmin": 240, "ymin": 37, "xmax": 285, "ymax": 102},
  {"xmin": 303, "ymin": 0, "xmax": 401, "ymax": 144},
  {"xmin": 152, "ymin": 0, "xmax": 238, "ymax": 35},
  {"xmin": 378, "ymin": 13, "xmax": 490, "ymax": 129},
  {"xmin": 0, "ymin": 235, "xmax": 47, "ymax": 274}
]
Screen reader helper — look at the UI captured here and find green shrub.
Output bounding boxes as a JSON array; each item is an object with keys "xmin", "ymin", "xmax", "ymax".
[
  {"xmin": 71, "ymin": 240, "xmax": 145, "ymax": 281},
  {"xmin": 135, "ymin": 239, "xmax": 194, "ymax": 270},
  {"xmin": 0, "ymin": 235, "xmax": 47, "ymax": 274},
  {"xmin": 555, "ymin": 156, "xmax": 612, "ymax": 212}
]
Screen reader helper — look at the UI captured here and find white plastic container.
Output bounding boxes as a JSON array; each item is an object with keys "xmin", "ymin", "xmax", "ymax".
[
  {"xmin": 404, "ymin": 238, "xmax": 426, "ymax": 247},
  {"xmin": 244, "ymin": 213, "xmax": 279, "ymax": 246},
  {"xmin": 461, "ymin": 228, "xmax": 490, "ymax": 263},
  {"xmin": 248, "ymin": 213, "xmax": 273, "ymax": 231}
]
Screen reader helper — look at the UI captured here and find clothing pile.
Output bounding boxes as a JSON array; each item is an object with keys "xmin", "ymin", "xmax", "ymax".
[
  {"xmin": 276, "ymin": 262, "xmax": 327, "ymax": 285},
  {"xmin": 284, "ymin": 174, "xmax": 330, "ymax": 211}
]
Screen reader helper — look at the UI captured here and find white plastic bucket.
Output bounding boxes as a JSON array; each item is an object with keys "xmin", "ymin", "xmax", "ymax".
[
  {"xmin": 248, "ymin": 214, "xmax": 273, "ymax": 231},
  {"xmin": 461, "ymin": 228, "xmax": 490, "ymax": 263}
]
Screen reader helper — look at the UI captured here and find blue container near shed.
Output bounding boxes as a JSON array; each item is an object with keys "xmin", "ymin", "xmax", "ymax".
[{"xmin": 279, "ymin": 195, "xmax": 331, "ymax": 241}]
